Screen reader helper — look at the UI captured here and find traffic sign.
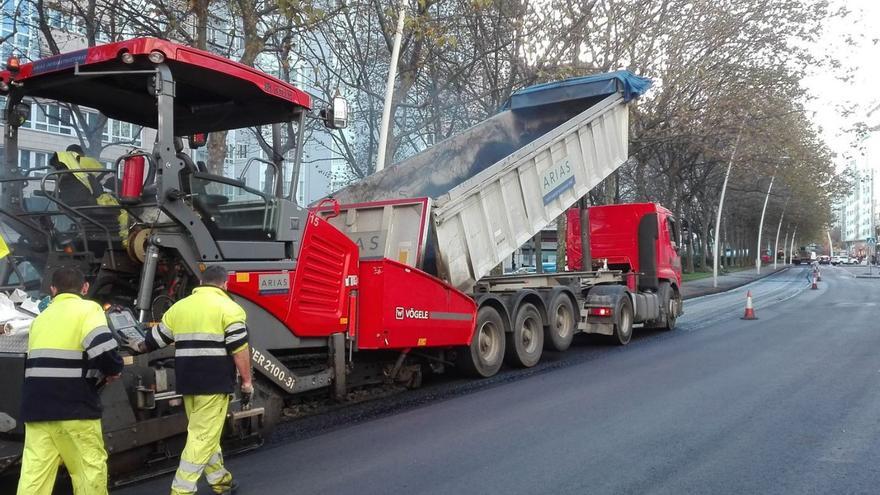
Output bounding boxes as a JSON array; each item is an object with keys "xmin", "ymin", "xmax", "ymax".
[{"xmin": 868, "ymin": 237, "xmax": 876, "ymax": 245}]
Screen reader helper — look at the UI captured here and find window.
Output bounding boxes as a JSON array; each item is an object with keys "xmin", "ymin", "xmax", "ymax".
[
  {"xmin": 45, "ymin": 9, "xmax": 84, "ymax": 35},
  {"xmin": 103, "ymin": 118, "xmax": 142, "ymax": 146},
  {"xmin": 18, "ymin": 150, "xmax": 51, "ymax": 171},
  {"xmin": 667, "ymin": 217, "xmax": 679, "ymax": 250},
  {"xmin": 32, "ymin": 103, "xmax": 73, "ymax": 135},
  {"xmin": 18, "ymin": 150, "xmax": 30, "ymax": 169}
]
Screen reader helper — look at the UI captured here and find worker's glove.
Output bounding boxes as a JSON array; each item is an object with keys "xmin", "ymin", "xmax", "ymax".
[
  {"xmin": 240, "ymin": 383, "xmax": 254, "ymax": 410},
  {"xmin": 118, "ymin": 332, "xmax": 145, "ymax": 354}
]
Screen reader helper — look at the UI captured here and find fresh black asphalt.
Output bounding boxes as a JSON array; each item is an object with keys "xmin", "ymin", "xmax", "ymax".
[{"xmin": 111, "ymin": 266, "xmax": 880, "ymax": 493}]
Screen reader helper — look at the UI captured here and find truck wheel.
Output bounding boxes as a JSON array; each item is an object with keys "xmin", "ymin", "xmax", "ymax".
[
  {"xmin": 456, "ymin": 306, "xmax": 505, "ymax": 378},
  {"xmin": 657, "ymin": 282, "xmax": 678, "ymax": 331},
  {"xmin": 505, "ymin": 303, "xmax": 544, "ymax": 367},
  {"xmin": 545, "ymin": 293, "xmax": 576, "ymax": 352},
  {"xmin": 612, "ymin": 297, "xmax": 633, "ymax": 345}
]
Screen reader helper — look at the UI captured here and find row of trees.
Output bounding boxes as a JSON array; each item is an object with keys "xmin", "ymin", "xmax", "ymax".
[{"xmin": 6, "ymin": 0, "xmax": 854, "ymax": 270}]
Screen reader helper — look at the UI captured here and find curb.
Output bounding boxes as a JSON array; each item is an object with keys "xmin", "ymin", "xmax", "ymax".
[{"xmin": 682, "ymin": 266, "xmax": 791, "ymax": 300}]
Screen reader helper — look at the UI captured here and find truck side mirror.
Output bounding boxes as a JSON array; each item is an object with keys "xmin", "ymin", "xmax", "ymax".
[{"xmin": 323, "ymin": 94, "xmax": 348, "ymax": 130}]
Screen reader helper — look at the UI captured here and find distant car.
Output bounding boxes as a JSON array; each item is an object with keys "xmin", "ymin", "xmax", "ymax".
[
  {"xmin": 509, "ymin": 266, "xmax": 536, "ymax": 274},
  {"xmin": 831, "ymin": 256, "xmax": 843, "ymax": 265},
  {"xmin": 507, "ymin": 262, "xmax": 558, "ymax": 275},
  {"xmin": 819, "ymin": 255, "xmax": 831, "ymax": 265}
]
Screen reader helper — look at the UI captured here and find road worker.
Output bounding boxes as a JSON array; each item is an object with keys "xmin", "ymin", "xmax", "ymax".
[
  {"xmin": 142, "ymin": 265, "xmax": 252, "ymax": 495},
  {"xmin": 51, "ymin": 144, "xmax": 129, "ymax": 246},
  {"xmin": 16, "ymin": 267, "xmax": 123, "ymax": 495}
]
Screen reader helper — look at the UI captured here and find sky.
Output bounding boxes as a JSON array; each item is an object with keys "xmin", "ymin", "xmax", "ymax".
[{"xmin": 803, "ymin": 0, "xmax": 880, "ymax": 168}]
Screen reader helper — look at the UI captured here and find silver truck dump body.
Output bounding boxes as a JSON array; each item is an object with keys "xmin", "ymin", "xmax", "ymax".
[{"xmin": 327, "ymin": 71, "xmax": 651, "ymax": 292}]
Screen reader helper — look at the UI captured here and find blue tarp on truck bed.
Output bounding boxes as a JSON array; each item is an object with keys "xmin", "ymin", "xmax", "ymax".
[{"xmin": 504, "ymin": 70, "xmax": 653, "ymax": 110}]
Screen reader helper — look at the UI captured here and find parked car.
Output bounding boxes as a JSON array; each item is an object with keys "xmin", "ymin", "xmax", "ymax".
[
  {"xmin": 506, "ymin": 262, "xmax": 558, "ymax": 275},
  {"xmin": 831, "ymin": 256, "xmax": 844, "ymax": 265},
  {"xmin": 819, "ymin": 255, "xmax": 831, "ymax": 265}
]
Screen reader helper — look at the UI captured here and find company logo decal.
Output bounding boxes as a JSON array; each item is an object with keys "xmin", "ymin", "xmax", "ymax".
[{"xmin": 395, "ymin": 307, "xmax": 429, "ymax": 320}]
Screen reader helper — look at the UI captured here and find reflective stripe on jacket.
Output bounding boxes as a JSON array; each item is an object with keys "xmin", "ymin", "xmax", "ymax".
[
  {"xmin": 21, "ymin": 293, "xmax": 123, "ymax": 422},
  {"xmin": 146, "ymin": 286, "xmax": 248, "ymax": 395}
]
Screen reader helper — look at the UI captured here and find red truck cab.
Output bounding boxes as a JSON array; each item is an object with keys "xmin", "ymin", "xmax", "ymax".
[{"xmin": 566, "ymin": 203, "xmax": 682, "ymax": 291}]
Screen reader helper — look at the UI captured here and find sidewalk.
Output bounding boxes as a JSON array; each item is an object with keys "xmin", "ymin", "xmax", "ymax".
[{"xmin": 681, "ymin": 266, "xmax": 789, "ymax": 300}]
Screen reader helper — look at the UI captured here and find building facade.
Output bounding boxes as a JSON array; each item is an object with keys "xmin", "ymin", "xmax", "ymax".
[
  {"xmin": 1, "ymin": 1, "xmax": 336, "ymax": 208},
  {"xmin": 838, "ymin": 130, "xmax": 880, "ymax": 257}
]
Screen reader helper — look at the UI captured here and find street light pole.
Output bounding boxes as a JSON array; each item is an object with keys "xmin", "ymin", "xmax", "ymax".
[
  {"xmin": 782, "ymin": 228, "xmax": 789, "ymax": 266},
  {"xmin": 773, "ymin": 200, "xmax": 787, "ymax": 270},
  {"xmin": 375, "ymin": 2, "xmax": 406, "ymax": 173},
  {"xmin": 713, "ymin": 122, "xmax": 746, "ymax": 288},
  {"xmin": 756, "ymin": 172, "xmax": 775, "ymax": 274},
  {"xmin": 789, "ymin": 225, "xmax": 797, "ymax": 265},
  {"xmin": 827, "ymin": 230, "xmax": 833, "ymax": 259}
]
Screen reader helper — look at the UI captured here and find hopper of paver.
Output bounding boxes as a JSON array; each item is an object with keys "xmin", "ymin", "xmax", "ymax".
[{"xmin": 327, "ymin": 71, "xmax": 651, "ymax": 292}]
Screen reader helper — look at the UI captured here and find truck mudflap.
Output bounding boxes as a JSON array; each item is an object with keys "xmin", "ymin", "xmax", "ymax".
[{"xmin": 581, "ymin": 285, "xmax": 631, "ymax": 335}]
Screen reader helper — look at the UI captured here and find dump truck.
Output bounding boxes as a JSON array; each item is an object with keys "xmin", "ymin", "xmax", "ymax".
[
  {"xmin": 0, "ymin": 37, "xmax": 678, "ymax": 484},
  {"xmin": 323, "ymin": 74, "xmax": 680, "ymax": 375}
]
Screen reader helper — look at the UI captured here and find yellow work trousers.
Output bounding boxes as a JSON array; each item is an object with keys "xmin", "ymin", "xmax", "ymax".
[
  {"xmin": 16, "ymin": 419, "xmax": 108, "ymax": 495},
  {"xmin": 171, "ymin": 394, "xmax": 233, "ymax": 495}
]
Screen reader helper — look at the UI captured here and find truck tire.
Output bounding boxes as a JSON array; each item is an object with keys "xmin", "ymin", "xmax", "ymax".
[
  {"xmin": 505, "ymin": 303, "xmax": 544, "ymax": 367},
  {"xmin": 657, "ymin": 281, "xmax": 678, "ymax": 331},
  {"xmin": 456, "ymin": 306, "xmax": 505, "ymax": 378},
  {"xmin": 612, "ymin": 297, "xmax": 633, "ymax": 345},
  {"xmin": 545, "ymin": 293, "xmax": 576, "ymax": 352}
]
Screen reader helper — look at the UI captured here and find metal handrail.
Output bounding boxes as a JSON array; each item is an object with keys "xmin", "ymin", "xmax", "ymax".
[
  {"xmin": 190, "ymin": 172, "xmax": 276, "ymax": 236},
  {"xmin": 39, "ymin": 170, "xmax": 117, "ymax": 269},
  {"xmin": 237, "ymin": 157, "xmax": 280, "ymax": 193}
]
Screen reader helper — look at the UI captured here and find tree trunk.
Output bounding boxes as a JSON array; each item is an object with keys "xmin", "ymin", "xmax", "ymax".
[
  {"xmin": 556, "ymin": 213, "xmax": 567, "ymax": 272},
  {"xmin": 206, "ymin": 130, "xmax": 229, "ymax": 176},
  {"xmin": 701, "ymin": 216, "xmax": 711, "ymax": 270},
  {"xmin": 580, "ymin": 198, "xmax": 592, "ymax": 271},
  {"xmin": 685, "ymin": 217, "xmax": 695, "ymax": 273},
  {"xmin": 534, "ymin": 231, "xmax": 543, "ymax": 274},
  {"xmin": 194, "ymin": 0, "xmax": 210, "ymax": 50}
]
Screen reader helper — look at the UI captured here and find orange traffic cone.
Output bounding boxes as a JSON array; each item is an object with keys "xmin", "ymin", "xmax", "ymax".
[
  {"xmin": 741, "ymin": 290, "xmax": 757, "ymax": 320},
  {"xmin": 811, "ymin": 272, "xmax": 818, "ymax": 290}
]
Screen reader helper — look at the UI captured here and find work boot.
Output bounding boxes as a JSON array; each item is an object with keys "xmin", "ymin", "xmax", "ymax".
[{"xmin": 216, "ymin": 480, "xmax": 239, "ymax": 494}]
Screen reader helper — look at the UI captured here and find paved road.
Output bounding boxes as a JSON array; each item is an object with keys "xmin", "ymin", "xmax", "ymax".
[
  {"xmin": 680, "ymin": 266, "xmax": 788, "ymax": 299},
  {"xmin": 117, "ymin": 265, "xmax": 880, "ymax": 494}
]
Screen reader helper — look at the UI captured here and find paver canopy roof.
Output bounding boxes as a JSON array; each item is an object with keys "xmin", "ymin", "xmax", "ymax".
[{"xmin": 0, "ymin": 37, "xmax": 311, "ymax": 135}]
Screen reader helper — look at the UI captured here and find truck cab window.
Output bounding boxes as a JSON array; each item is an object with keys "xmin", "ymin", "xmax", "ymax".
[{"xmin": 667, "ymin": 218, "xmax": 679, "ymax": 249}]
